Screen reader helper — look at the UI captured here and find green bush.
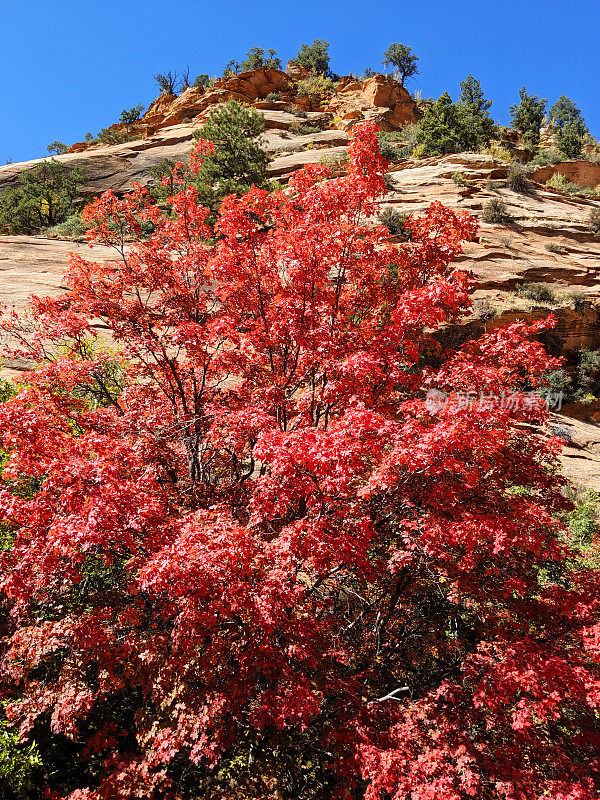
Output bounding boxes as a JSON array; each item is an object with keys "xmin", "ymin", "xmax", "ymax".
[
  {"xmin": 545, "ymin": 242, "xmax": 566, "ymax": 254},
  {"xmin": 120, "ymin": 104, "xmax": 145, "ymax": 125},
  {"xmin": 284, "ymin": 106, "xmax": 307, "ymax": 118},
  {"xmin": 240, "ymin": 47, "xmax": 281, "ymax": 71},
  {"xmin": 566, "ymin": 291, "xmax": 588, "ymax": 311},
  {"xmin": 549, "ymin": 95, "xmax": 588, "ymax": 159},
  {"xmin": 568, "ymin": 490, "xmax": 599, "ymax": 545},
  {"xmin": 46, "ymin": 214, "xmax": 88, "ymax": 238},
  {"xmin": 264, "ymin": 91, "xmax": 281, "ymax": 102},
  {"xmin": 193, "ymin": 74, "xmax": 212, "ymax": 90},
  {"xmin": 0, "ymin": 159, "xmax": 84, "ymax": 234},
  {"xmin": 0, "ymin": 708, "xmax": 42, "ymax": 799},
  {"xmin": 47, "ymin": 140, "xmax": 69, "ymax": 155},
  {"xmin": 452, "ymin": 172, "xmax": 468, "ymax": 186},
  {"xmin": 507, "ymin": 164, "xmax": 534, "ymax": 194},
  {"xmin": 545, "ymin": 173, "xmax": 582, "ymax": 194},
  {"xmin": 516, "ymin": 282, "xmax": 556, "ymax": 303},
  {"xmin": 379, "ymin": 207, "xmax": 410, "ymax": 237},
  {"xmin": 414, "ymin": 93, "xmax": 463, "ymax": 157},
  {"xmin": 413, "ymin": 81, "xmax": 496, "ymax": 158},
  {"xmin": 377, "ymin": 134, "xmax": 400, "ymax": 162},
  {"xmin": 576, "ymin": 348, "xmax": 600, "ymax": 398},
  {"xmin": 292, "ymin": 39, "xmax": 332, "ymax": 76},
  {"xmin": 531, "ymin": 147, "xmax": 563, "ymax": 166},
  {"xmin": 96, "ymin": 128, "xmax": 136, "ymax": 146},
  {"xmin": 457, "ymin": 75, "xmax": 497, "ymax": 151},
  {"xmin": 543, "ymin": 369, "xmax": 574, "ymax": 404},
  {"xmin": 481, "ymin": 197, "xmax": 512, "ymax": 224},
  {"xmin": 296, "ymin": 73, "xmax": 336, "ymax": 99},
  {"xmin": 289, "ymin": 121, "xmax": 321, "ymax": 135},
  {"xmin": 589, "ymin": 207, "xmax": 600, "ymax": 236}
]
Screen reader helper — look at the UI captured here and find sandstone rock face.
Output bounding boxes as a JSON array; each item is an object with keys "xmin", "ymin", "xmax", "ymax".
[
  {"xmin": 550, "ymin": 414, "xmax": 600, "ymax": 492},
  {"xmin": 532, "ymin": 160, "xmax": 600, "ymax": 189},
  {"xmin": 149, "ymin": 69, "xmax": 294, "ymax": 128},
  {"xmin": 285, "ymin": 62, "xmax": 311, "ymax": 81},
  {"xmin": 382, "ymin": 153, "xmax": 600, "ymax": 291},
  {"xmin": 325, "ymin": 75, "xmax": 419, "ymax": 131}
]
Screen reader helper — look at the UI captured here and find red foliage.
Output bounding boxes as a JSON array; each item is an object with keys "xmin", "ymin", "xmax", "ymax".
[{"xmin": 0, "ymin": 123, "xmax": 599, "ymax": 799}]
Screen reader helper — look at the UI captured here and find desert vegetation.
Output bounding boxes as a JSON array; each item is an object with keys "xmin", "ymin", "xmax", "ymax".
[{"xmin": 0, "ymin": 120, "xmax": 599, "ymax": 799}]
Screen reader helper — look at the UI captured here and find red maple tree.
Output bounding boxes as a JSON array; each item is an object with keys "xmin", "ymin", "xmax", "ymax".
[{"xmin": 1, "ymin": 123, "xmax": 599, "ymax": 799}]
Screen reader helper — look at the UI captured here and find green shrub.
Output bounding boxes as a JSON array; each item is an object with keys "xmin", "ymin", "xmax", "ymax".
[
  {"xmin": 543, "ymin": 368, "xmax": 574, "ymax": 404},
  {"xmin": 481, "ymin": 197, "xmax": 512, "ymax": 224},
  {"xmin": 452, "ymin": 172, "xmax": 468, "ymax": 186},
  {"xmin": 47, "ymin": 140, "xmax": 69, "ymax": 155},
  {"xmin": 546, "ymin": 173, "xmax": 581, "ymax": 194},
  {"xmin": 46, "ymin": 214, "xmax": 88, "ymax": 238},
  {"xmin": 290, "ymin": 121, "xmax": 321, "ymax": 135},
  {"xmin": 486, "ymin": 141, "xmax": 514, "ymax": 162},
  {"xmin": 377, "ymin": 136, "xmax": 400, "ymax": 161},
  {"xmin": 545, "ymin": 242, "xmax": 566, "ymax": 254},
  {"xmin": 576, "ymin": 348, "xmax": 600, "ymax": 397},
  {"xmin": 193, "ymin": 74, "xmax": 212, "ymax": 90},
  {"xmin": 292, "ymin": 39, "xmax": 332, "ymax": 76},
  {"xmin": 531, "ymin": 147, "xmax": 562, "ymax": 166},
  {"xmin": 566, "ymin": 291, "xmax": 589, "ymax": 312},
  {"xmin": 240, "ymin": 47, "xmax": 281, "ymax": 71},
  {"xmin": 0, "ymin": 159, "xmax": 84, "ymax": 234},
  {"xmin": 507, "ymin": 164, "xmax": 534, "ymax": 194},
  {"xmin": 264, "ymin": 91, "xmax": 281, "ymax": 102},
  {"xmin": 516, "ymin": 282, "xmax": 556, "ymax": 303},
  {"xmin": 120, "ymin": 104, "xmax": 145, "ymax": 125},
  {"xmin": 296, "ymin": 73, "xmax": 336, "ymax": 99},
  {"xmin": 549, "ymin": 95, "xmax": 588, "ymax": 159},
  {"xmin": 284, "ymin": 106, "xmax": 307, "ymax": 118},
  {"xmin": 568, "ymin": 490, "xmax": 599, "ymax": 545},
  {"xmin": 96, "ymin": 128, "xmax": 136, "ymax": 146},
  {"xmin": 379, "ymin": 207, "xmax": 410, "ymax": 237},
  {"xmin": 589, "ymin": 207, "xmax": 600, "ymax": 236},
  {"xmin": 457, "ymin": 75, "xmax": 497, "ymax": 151},
  {"xmin": 0, "ymin": 708, "xmax": 42, "ymax": 799},
  {"xmin": 413, "ymin": 82, "xmax": 496, "ymax": 158}
]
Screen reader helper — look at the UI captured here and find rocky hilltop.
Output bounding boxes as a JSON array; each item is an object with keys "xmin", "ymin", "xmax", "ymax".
[{"xmin": 0, "ymin": 68, "xmax": 418, "ymax": 196}]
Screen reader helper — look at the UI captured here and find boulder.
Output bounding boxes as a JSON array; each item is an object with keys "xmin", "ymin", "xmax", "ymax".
[
  {"xmin": 325, "ymin": 75, "xmax": 418, "ymax": 131},
  {"xmin": 285, "ymin": 62, "xmax": 311, "ymax": 81}
]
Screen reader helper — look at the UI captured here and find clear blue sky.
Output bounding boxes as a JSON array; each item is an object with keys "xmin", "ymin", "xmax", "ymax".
[{"xmin": 1, "ymin": 0, "xmax": 599, "ymax": 164}]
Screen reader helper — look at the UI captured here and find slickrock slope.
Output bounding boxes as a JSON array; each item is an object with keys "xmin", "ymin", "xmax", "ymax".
[
  {"xmin": 0, "ymin": 236, "xmax": 116, "ymax": 310},
  {"xmin": 0, "ymin": 115, "xmax": 345, "ymax": 196},
  {"xmin": 382, "ymin": 153, "xmax": 600, "ymax": 294}
]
